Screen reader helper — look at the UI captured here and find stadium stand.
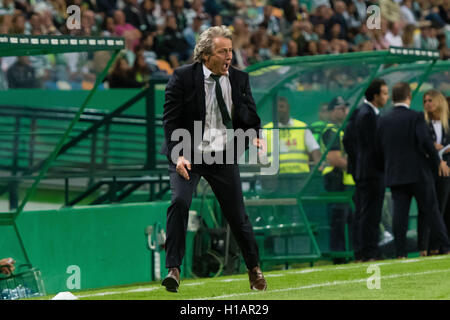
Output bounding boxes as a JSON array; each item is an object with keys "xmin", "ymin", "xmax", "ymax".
[
  {"xmin": 1, "ymin": 0, "xmax": 450, "ymax": 296},
  {"xmin": 0, "ymin": 0, "xmax": 449, "ymax": 90}
]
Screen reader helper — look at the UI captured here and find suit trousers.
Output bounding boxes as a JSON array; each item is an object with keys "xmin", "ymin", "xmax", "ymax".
[
  {"xmin": 165, "ymin": 161, "xmax": 260, "ymax": 270},
  {"xmin": 391, "ymin": 179, "xmax": 450, "ymax": 257},
  {"xmin": 420, "ymin": 176, "xmax": 450, "ymax": 251},
  {"xmin": 324, "ymin": 170, "xmax": 353, "ymax": 253},
  {"xmin": 352, "ymin": 185, "xmax": 363, "ymax": 260},
  {"xmin": 355, "ymin": 178, "xmax": 385, "ymax": 260}
]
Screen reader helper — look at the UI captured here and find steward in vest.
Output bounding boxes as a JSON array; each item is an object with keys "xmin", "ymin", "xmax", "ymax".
[
  {"xmin": 320, "ymin": 96, "xmax": 355, "ymax": 264},
  {"xmin": 264, "ymin": 97, "xmax": 321, "ymax": 174},
  {"xmin": 321, "ymin": 97, "xmax": 355, "ymax": 187}
]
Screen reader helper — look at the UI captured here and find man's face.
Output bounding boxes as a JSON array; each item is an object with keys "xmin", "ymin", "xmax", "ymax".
[
  {"xmin": 30, "ymin": 13, "xmax": 40, "ymax": 29},
  {"xmin": 167, "ymin": 15, "xmax": 177, "ymax": 30},
  {"xmin": 204, "ymin": 37, "xmax": 233, "ymax": 75},
  {"xmin": 114, "ymin": 10, "xmax": 125, "ymax": 25},
  {"xmin": 331, "ymin": 105, "xmax": 347, "ymax": 123},
  {"xmin": 374, "ymin": 85, "xmax": 389, "ymax": 108},
  {"xmin": 277, "ymin": 99, "xmax": 290, "ymax": 124}
]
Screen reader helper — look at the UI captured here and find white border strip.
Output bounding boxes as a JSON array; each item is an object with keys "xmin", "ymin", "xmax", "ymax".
[
  {"xmin": 193, "ymin": 268, "xmax": 450, "ymax": 300},
  {"xmin": 63, "ymin": 256, "xmax": 450, "ymax": 299}
]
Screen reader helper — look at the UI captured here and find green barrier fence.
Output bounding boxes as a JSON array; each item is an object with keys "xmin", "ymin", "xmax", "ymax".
[{"xmin": 1, "ymin": 199, "xmax": 213, "ymax": 295}]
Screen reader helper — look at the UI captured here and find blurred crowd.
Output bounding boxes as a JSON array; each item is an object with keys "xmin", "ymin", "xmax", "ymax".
[{"xmin": 0, "ymin": 0, "xmax": 449, "ymax": 90}]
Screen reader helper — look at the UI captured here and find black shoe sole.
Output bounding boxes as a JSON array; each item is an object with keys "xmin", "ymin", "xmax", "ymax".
[{"xmin": 162, "ymin": 277, "xmax": 179, "ymax": 293}]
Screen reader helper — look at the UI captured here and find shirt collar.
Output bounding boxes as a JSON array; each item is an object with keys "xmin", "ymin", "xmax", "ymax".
[
  {"xmin": 394, "ymin": 103, "xmax": 410, "ymax": 109},
  {"xmin": 364, "ymin": 99, "xmax": 380, "ymax": 115},
  {"xmin": 202, "ymin": 63, "xmax": 229, "ymax": 80}
]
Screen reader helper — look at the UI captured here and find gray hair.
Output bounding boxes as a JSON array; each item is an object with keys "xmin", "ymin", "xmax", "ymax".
[{"xmin": 193, "ymin": 25, "xmax": 233, "ymax": 63}]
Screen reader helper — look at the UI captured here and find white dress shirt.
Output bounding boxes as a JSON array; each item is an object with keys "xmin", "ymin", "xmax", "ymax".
[
  {"xmin": 432, "ymin": 120, "xmax": 443, "ymax": 145},
  {"xmin": 198, "ymin": 64, "xmax": 233, "ymax": 153},
  {"xmin": 384, "ymin": 31, "xmax": 403, "ymax": 47}
]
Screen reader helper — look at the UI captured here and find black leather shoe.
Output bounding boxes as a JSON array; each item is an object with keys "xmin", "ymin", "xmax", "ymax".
[
  {"xmin": 248, "ymin": 266, "xmax": 267, "ymax": 291},
  {"xmin": 162, "ymin": 268, "xmax": 180, "ymax": 292}
]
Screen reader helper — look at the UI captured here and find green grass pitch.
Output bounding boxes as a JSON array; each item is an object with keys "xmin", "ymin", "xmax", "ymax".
[{"xmin": 41, "ymin": 255, "xmax": 450, "ymax": 300}]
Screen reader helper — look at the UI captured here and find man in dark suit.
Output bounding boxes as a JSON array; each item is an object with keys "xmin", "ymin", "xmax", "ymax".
[
  {"xmin": 160, "ymin": 25, "xmax": 267, "ymax": 292},
  {"xmin": 352, "ymin": 79, "xmax": 389, "ymax": 261},
  {"xmin": 376, "ymin": 82, "xmax": 450, "ymax": 258}
]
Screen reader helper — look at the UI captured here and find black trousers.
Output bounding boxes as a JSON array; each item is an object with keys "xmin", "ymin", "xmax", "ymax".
[
  {"xmin": 444, "ymin": 181, "xmax": 450, "ymax": 238},
  {"xmin": 355, "ymin": 178, "xmax": 385, "ymax": 260},
  {"xmin": 391, "ymin": 178, "xmax": 450, "ymax": 257},
  {"xmin": 324, "ymin": 170, "xmax": 353, "ymax": 253},
  {"xmin": 419, "ymin": 176, "xmax": 450, "ymax": 251},
  {"xmin": 165, "ymin": 162, "xmax": 260, "ymax": 270},
  {"xmin": 352, "ymin": 184, "xmax": 363, "ymax": 260}
]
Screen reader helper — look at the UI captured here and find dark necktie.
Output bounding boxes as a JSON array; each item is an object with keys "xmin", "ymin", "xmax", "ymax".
[{"xmin": 210, "ymin": 74, "xmax": 233, "ymax": 129}]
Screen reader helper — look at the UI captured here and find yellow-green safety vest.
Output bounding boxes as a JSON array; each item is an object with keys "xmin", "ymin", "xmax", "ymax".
[
  {"xmin": 320, "ymin": 123, "xmax": 355, "ymax": 186},
  {"xmin": 264, "ymin": 119, "xmax": 310, "ymax": 174}
]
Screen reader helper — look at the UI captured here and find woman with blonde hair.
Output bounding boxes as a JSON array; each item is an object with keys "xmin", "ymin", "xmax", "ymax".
[{"xmin": 420, "ymin": 89, "xmax": 450, "ymax": 255}]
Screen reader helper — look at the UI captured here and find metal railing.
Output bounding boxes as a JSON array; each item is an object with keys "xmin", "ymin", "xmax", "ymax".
[{"xmin": 0, "ymin": 79, "xmax": 170, "ymax": 209}]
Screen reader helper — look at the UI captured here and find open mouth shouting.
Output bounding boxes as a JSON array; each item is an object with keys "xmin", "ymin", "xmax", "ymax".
[{"xmin": 223, "ymin": 62, "xmax": 230, "ymax": 73}]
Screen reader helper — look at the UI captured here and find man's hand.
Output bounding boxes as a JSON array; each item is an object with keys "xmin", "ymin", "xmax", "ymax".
[
  {"xmin": 252, "ymin": 138, "xmax": 267, "ymax": 155},
  {"xmin": 0, "ymin": 257, "xmax": 15, "ymax": 275},
  {"xmin": 435, "ymin": 142, "xmax": 444, "ymax": 151},
  {"xmin": 176, "ymin": 156, "xmax": 191, "ymax": 180},
  {"xmin": 439, "ymin": 160, "xmax": 450, "ymax": 177}
]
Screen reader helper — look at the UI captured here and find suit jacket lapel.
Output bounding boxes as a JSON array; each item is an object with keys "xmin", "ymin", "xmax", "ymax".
[
  {"xmin": 194, "ymin": 63, "xmax": 206, "ymax": 124},
  {"xmin": 365, "ymin": 103, "xmax": 379, "ymax": 120},
  {"xmin": 364, "ymin": 103, "xmax": 373, "ymax": 116}
]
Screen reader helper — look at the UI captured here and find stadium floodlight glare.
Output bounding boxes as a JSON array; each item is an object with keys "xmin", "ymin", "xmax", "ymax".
[
  {"xmin": 0, "ymin": 34, "xmax": 125, "ymax": 57},
  {"xmin": 387, "ymin": 46, "xmax": 439, "ymax": 59}
]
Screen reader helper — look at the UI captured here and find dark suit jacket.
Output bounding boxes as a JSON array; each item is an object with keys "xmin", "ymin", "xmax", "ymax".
[
  {"xmin": 342, "ymin": 107, "xmax": 359, "ymax": 177},
  {"xmin": 427, "ymin": 117, "xmax": 450, "ymax": 166},
  {"xmin": 376, "ymin": 105, "xmax": 441, "ymax": 187},
  {"xmin": 160, "ymin": 62, "xmax": 261, "ymax": 162},
  {"xmin": 354, "ymin": 103, "xmax": 383, "ymax": 181}
]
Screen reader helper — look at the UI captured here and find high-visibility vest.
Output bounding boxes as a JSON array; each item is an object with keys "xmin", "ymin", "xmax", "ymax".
[
  {"xmin": 310, "ymin": 120, "xmax": 327, "ymax": 142},
  {"xmin": 263, "ymin": 119, "xmax": 310, "ymax": 173},
  {"xmin": 320, "ymin": 123, "xmax": 355, "ymax": 186}
]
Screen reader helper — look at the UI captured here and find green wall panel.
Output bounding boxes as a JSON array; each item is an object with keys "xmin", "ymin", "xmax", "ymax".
[{"xmin": 1, "ymin": 199, "xmax": 209, "ymax": 295}]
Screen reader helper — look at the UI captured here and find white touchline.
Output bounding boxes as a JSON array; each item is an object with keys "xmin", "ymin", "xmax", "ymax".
[
  {"xmin": 76, "ymin": 286, "xmax": 161, "ymax": 298},
  {"xmin": 398, "ymin": 259, "xmax": 420, "ymax": 263},
  {"xmin": 184, "ymin": 282, "xmax": 206, "ymax": 286},
  {"xmin": 192, "ymin": 268, "xmax": 450, "ymax": 300},
  {"xmin": 68, "ymin": 256, "xmax": 450, "ymax": 299}
]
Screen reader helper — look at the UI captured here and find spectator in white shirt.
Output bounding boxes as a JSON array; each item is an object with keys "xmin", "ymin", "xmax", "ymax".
[{"xmin": 384, "ymin": 21, "xmax": 404, "ymax": 47}]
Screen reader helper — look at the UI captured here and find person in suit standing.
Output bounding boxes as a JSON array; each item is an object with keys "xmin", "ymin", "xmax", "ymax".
[
  {"xmin": 352, "ymin": 79, "xmax": 389, "ymax": 261},
  {"xmin": 419, "ymin": 89, "xmax": 450, "ymax": 255},
  {"xmin": 160, "ymin": 25, "xmax": 267, "ymax": 292},
  {"xmin": 376, "ymin": 82, "xmax": 450, "ymax": 258}
]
